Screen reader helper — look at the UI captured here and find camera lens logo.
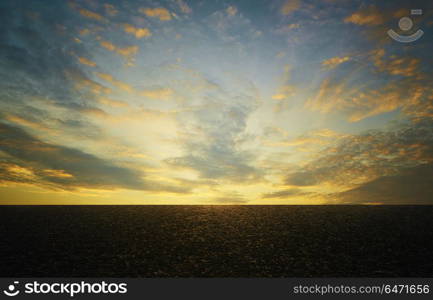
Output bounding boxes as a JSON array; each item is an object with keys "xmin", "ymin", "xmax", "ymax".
[
  {"xmin": 3, "ymin": 282, "xmax": 20, "ymax": 297},
  {"xmin": 388, "ymin": 9, "xmax": 424, "ymax": 43}
]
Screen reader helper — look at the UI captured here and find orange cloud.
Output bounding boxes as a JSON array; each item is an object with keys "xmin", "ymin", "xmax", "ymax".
[
  {"xmin": 123, "ymin": 24, "xmax": 151, "ymax": 39},
  {"xmin": 43, "ymin": 169, "xmax": 74, "ymax": 178},
  {"xmin": 226, "ymin": 6, "xmax": 237, "ymax": 16},
  {"xmin": 372, "ymin": 49, "xmax": 420, "ymax": 77},
  {"xmin": 305, "ymin": 78, "xmax": 345, "ymax": 114},
  {"xmin": 263, "ymin": 128, "xmax": 343, "ymax": 150},
  {"xmin": 281, "ymin": 0, "xmax": 300, "ymax": 15},
  {"xmin": 79, "ymin": 8, "xmax": 105, "ymax": 21},
  {"xmin": 6, "ymin": 164, "xmax": 36, "ymax": 178},
  {"xmin": 5, "ymin": 115, "xmax": 55, "ymax": 134},
  {"xmin": 99, "ymin": 40, "xmax": 139, "ymax": 60},
  {"xmin": 306, "ymin": 69, "xmax": 430, "ymax": 123},
  {"xmin": 322, "ymin": 56, "xmax": 350, "ymax": 69},
  {"xmin": 67, "ymin": 70, "xmax": 112, "ymax": 95},
  {"xmin": 97, "ymin": 97, "xmax": 129, "ymax": 108},
  {"xmin": 116, "ymin": 46, "xmax": 139, "ymax": 58},
  {"xmin": 100, "ymin": 40, "xmax": 116, "ymax": 51},
  {"xmin": 272, "ymin": 85, "xmax": 295, "ymax": 100},
  {"xmin": 139, "ymin": 88, "xmax": 173, "ymax": 100},
  {"xmin": 104, "ymin": 4, "xmax": 118, "ymax": 16},
  {"xmin": 344, "ymin": 5, "xmax": 384, "ymax": 26},
  {"xmin": 77, "ymin": 56, "xmax": 97, "ymax": 67},
  {"xmin": 272, "ymin": 65, "xmax": 295, "ymax": 101},
  {"xmin": 79, "ymin": 28, "xmax": 90, "ymax": 35},
  {"xmin": 95, "ymin": 72, "xmax": 134, "ymax": 93},
  {"xmin": 140, "ymin": 7, "xmax": 172, "ymax": 21}
]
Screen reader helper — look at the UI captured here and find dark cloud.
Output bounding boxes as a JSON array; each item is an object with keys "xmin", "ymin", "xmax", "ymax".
[
  {"xmin": 285, "ymin": 172, "xmax": 320, "ymax": 186},
  {"xmin": 282, "ymin": 118, "xmax": 433, "ymax": 204},
  {"xmin": 336, "ymin": 163, "xmax": 433, "ymax": 204},
  {"xmin": 262, "ymin": 188, "xmax": 308, "ymax": 199},
  {"xmin": 0, "ymin": 122, "xmax": 189, "ymax": 193},
  {"xmin": 285, "ymin": 118, "xmax": 433, "ymax": 189},
  {"xmin": 212, "ymin": 192, "xmax": 248, "ymax": 204}
]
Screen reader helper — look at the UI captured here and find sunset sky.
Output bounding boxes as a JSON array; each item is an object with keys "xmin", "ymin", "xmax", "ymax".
[{"xmin": 1, "ymin": 0, "xmax": 432, "ymax": 204}]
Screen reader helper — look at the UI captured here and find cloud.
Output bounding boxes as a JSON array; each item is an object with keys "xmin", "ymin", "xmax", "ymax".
[
  {"xmin": 0, "ymin": 1, "xmax": 111, "ymax": 117},
  {"xmin": 281, "ymin": 0, "xmax": 300, "ymax": 15},
  {"xmin": 94, "ymin": 72, "xmax": 174, "ymax": 100},
  {"xmin": 104, "ymin": 4, "xmax": 118, "ymax": 16},
  {"xmin": 139, "ymin": 88, "xmax": 173, "ymax": 100},
  {"xmin": 372, "ymin": 49, "xmax": 421, "ymax": 78},
  {"xmin": 275, "ymin": 23, "xmax": 300, "ymax": 34},
  {"xmin": 322, "ymin": 56, "xmax": 350, "ymax": 69},
  {"xmin": 213, "ymin": 192, "xmax": 248, "ymax": 204},
  {"xmin": 99, "ymin": 40, "xmax": 139, "ymax": 60},
  {"xmin": 272, "ymin": 65, "xmax": 295, "ymax": 101},
  {"xmin": 77, "ymin": 56, "xmax": 97, "ymax": 67},
  {"xmin": 123, "ymin": 24, "xmax": 151, "ymax": 39},
  {"xmin": 95, "ymin": 72, "xmax": 134, "ymax": 93},
  {"xmin": 335, "ymin": 163, "xmax": 433, "ymax": 204},
  {"xmin": 306, "ymin": 57, "xmax": 430, "ymax": 122},
  {"xmin": 0, "ymin": 123, "xmax": 189, "ymax": 193},
  {"xmin": 140, "ymin": 7, "xmax": 172, "ymax": 21},
  {"xmin": 344, "ymin": 5, "xmax": 384, "ymax": 26},
  {"xmin": 100, "ymin": 40, "xmax": 116, "ymax": 51},
  {"xmin": 79, "ymin": 8, "xmax": 105, "ymax": 22},
  {"xmin": 115, "ymin": 46, "xmax": 139, "ymax": 57},
  {"xmin": 284, "ymin": 119, "xmax": 433, "ymax": 191},
  {"xmin": 165, "ymin": 79, "xmax": 262, "ymax": 183},
  {"xmin": 286, "ymin": 23, "xmax": 300, "ymax": 29},
  {"xmin": 69, "ymin": 71, "xmax": 112, "ymax": 95},
  {"xmin": 262, "ymin": 188, "xmax": 306, "ymax": 199},
  {"xmin": 0, "ymin": 122, "xmax": 142, "ymax": 189},
  {"xmin": 43, "ymin": 169, "xmax": 74, "ymax": 178},
  {"xmin": 226, "ymin": 6, "xmax": 237, "ymax": 16},
  {"xmin": 263, "ymin": 128, "xmax": 344, "ymax": 150},
  {"xmin": 4, "ymin": 115, "xmax": 56, "ymax": 134},
  {"xmin": 272, "ymin": 85, "xmax": 296, "ymax": 100},
  {"xmin": 97, "ymin": 97, "xmax": 129, "ymax": 108},
  {"xmin": 177, "ymin": 0, "xmax": 192, "ymax": 14},
  {"xmin": 286, "ymin": 172, "xmax": 320, "ymax": 186}
]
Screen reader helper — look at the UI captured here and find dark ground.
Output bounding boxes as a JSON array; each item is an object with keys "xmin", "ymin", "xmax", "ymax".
[{"xmin": 0, "ymin": 205, "xmax": 432, "ymax": 277}]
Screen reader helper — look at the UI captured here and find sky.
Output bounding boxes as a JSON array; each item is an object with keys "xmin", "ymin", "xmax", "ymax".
[{"xmin": 0, "ymin": 0, "xmax": 432, "ymax": 204}]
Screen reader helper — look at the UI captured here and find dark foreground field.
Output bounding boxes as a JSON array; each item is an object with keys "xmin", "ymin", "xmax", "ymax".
[{"xmin": 1, "ymin": 206, "xmax": 432, "ymax": 277}]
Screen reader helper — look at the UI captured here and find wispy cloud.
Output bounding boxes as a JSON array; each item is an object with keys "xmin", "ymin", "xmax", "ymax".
[
  {"xmin": 177, "ymin": 0, "xmax": 192, "ymax": 14},
  {"xmin": 103, "ymin": 4, "xmax": 118, "ymax": 17},
  {"xmin": 77, "ymin": 56, "xmax": 97, "ymax": 67},
  {"xmin": 344, "ymin": 5, "xmax": 385, "ymax": 26},
  {"xmin": 322, "ymin": 55, "xmax": 351, "ymax": 69},
  {"xmin": 262, "ymin": 188, "xmax": 307, "ymax": 199},
  {"xmin": 79, "ymin": 8, "xmax": 105, "ymax": 22},
  {"xmin": 280, "ymin": 0, "xmax": 300, "ymax": 15},
  {"xmin": 140, "ymin": 7, "xmax": 172, "ymax": 21},
  {"xmin": 95, "ymin": 72, "xmax": 134, "ymax": 93},
  {"xmin": 0, "ymin": 123, "xmax": 190, "ymax": 194},
  {"xmin": 99, "ymin": 39, "xmax": 139, "ymax": 60},
  {"xmin": 284, "ymin": 119, "xmax": 433, "ymax": 197},
  {"xmin": 123, "ymin": 24, "xmax": 151, "ymax": 39},
  {"xmin": 226, "ymin": 6, "xmax": 237, "ymax": 16}
]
